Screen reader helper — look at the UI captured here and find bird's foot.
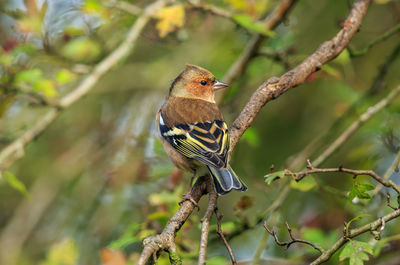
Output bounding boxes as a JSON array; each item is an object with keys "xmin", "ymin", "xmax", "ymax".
[{"xmin": 179, "ymin": 193, "xmax": 199, "ymax": 210}]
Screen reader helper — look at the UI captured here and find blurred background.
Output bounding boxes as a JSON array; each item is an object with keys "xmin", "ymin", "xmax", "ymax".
[{"xmin": 0, "ymin": 0, "xmax": 400, "ymax": 264}]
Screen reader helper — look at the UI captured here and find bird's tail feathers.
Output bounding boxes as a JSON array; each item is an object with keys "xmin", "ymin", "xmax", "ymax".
[{"xmin": 207, "ymin": 166, "xmax": 247, "ymax": 195}]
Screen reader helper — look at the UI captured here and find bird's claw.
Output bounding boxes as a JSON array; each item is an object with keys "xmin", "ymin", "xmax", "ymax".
[{"xmin": 179, "ymin": 193, "xmax": 200, "ymax": 210}]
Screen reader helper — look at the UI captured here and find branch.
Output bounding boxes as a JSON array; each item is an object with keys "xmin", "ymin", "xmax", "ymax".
[
  {"xmin": 229, "ymin": 0, "xmax": 372, "ymax": 150},
  {"xmin": 290, "ymin": 159, "xmax": 400, "ymax": 195},
  {"xmin": 0, "ymin": 0, "xmax": 169, "ymax": 170},
  {"xmin": 374, "ymin": 148, "xmax": 400, "ymax": 195},
  {"xmin": 288, "ymin": 41, "xmax": 400, "ymax": 170},
  {"xmin": 261, "ymin": 69, "xmax": 399, "ymax": 223},
  {"xmin": 263, "ymin": 221, "xmax": 324, "ymax": 253},
  {"xmin": 198, "ymin": 176, "xmax": 218, "ymax": 265},
  {"xmin": 139, "ymin": 0, "xmax": 299, "ymax": 262},
  {"xmin": 137, "ymin": 175, "xmax": 209, "ymax": 265},
  {"xmin": 139, "ymin": 0, "xmax": 372, "ymax": 263},
  {"xmin": 310, "ymin": 209, "xmax": 400, "ymax": 265},
  {"xmin": 386, "ymin": 193, "xmax": 399, "ymax": 211},
  {"xmin": 216, "ymin": 209, "xmax": 237, "ymax": 265},
  {"xmin": 349, "ymin": 23, "xmax": 400, "ymax": 56}
]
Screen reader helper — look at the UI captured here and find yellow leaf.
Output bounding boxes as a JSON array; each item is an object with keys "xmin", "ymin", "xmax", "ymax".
[
  {"xmin": 154, "ymin": 5, "xmax": 185, "ymax": 38},
  {"xmin": 34, "ymin": 79, "xmax": 57, "ymax": 98},
  {"xmin": 40, "ymin": 238, "xmax": 78, "ymax": 265},
  {"xmin": 17, "ymin": 17, "xmax": 42, "ymax": 35}
]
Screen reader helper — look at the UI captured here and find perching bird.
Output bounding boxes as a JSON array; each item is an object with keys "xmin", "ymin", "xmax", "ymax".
[{"xmin": 156, "ymin": 64, "xmax": 247, "ymax": 196}]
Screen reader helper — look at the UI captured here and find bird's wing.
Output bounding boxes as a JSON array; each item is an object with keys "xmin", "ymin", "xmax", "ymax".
[{"xmin": 159, "ymin": 114, "xmax": 229, "ymax": 169}]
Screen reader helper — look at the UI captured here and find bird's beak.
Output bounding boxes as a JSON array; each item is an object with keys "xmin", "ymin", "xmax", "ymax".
[{"xmin": 213, "ymin": 80, "xmax": 229, "ymax": 91}]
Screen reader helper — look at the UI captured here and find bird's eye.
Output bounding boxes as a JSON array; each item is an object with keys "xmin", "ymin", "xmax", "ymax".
[{"xmin": 200, "ymin": 80, "xmax": 207, "ymax": 86}]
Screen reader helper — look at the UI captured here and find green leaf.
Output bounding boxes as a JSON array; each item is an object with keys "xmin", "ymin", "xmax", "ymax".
[
  {"xmin": 82, "ymin": 0, "xmax": 110, "ymax": 19},
  {"xmin": 221, "ymin": 221, "xmax": 235, "ymax": 233},
  {"xmin": 264, "ymin": 170, "xmax": 286, "ymax": 184},
  {"xmin": 339, "ymin": 240, "xmax": 373, "ymax": 265},
  {"xmin": 55, "ymin": 69, "xmax": 77, "ymax": 85},
  {"xmin": 349, "ymin": 181, "xmax": 374, "ymax": 201},
  {"xmin": 14, "ymin": 68, "xmax": 43, "ymax": 86},
  {"xmin": 358, "ymin": 183, "xmax": 375, "ymax": 192},
  {"xmin": 3, "ymin": 171, "xmax": 29, "ymax": 197},
  {"xmin": 61, "ymin": 38, "xmax": 101, "ymax": 63},
  {"xmin": 34, "ymin": 79, "xmax": 57, "ymax": 97},
  {"xmin": 233, "ymin": 14, "xmax": 275, "ymax": 37}
]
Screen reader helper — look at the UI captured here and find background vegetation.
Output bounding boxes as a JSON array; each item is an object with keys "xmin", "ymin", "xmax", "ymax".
[{"xmin": 0, "ymin": 0, "xmax": 399, "ymax": 264}]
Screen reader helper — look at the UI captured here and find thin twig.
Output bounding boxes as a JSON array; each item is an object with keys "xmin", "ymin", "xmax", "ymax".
[
  {"xmin": 263, "ymin": 221, "xmax": 324, "ymax": 253},
  {"xmin": 198, "ymin": 176, "xmax": 218, "ymax": 265},
  {"xmin": 289, "ymin": 160, "xmax": 400, "ymax": 194},
  {"xmin": 215, "ymin": 209, "xmax": 237, "ymax": 265},
  {"xmin": 310, "ymin": 209, "xmax": 400, "ymax": 265},
  {"xmin": 140, "ymin": 0, "xmax": 372, "ymax": 263},
  {"xmin": 386, "ymin": 193, "xmax": 399, "ymax": 210},
  {"xmin": 374, "ymin": 148, "xmax": 400, "ymax": 195},
  {"xmin": 138, "ymin": 175, "xmax": 210, "ymax": 265},
  {"xmin": 0, "ymin": 0, "xmax": 169, "ymax": 170},
  {"xmin": 288, "ymin": 42, "xmax": 400, "ymax": 170},
  {"xmin": 349, "ymin": 23, "xmax": 400, "ymax": 56}
]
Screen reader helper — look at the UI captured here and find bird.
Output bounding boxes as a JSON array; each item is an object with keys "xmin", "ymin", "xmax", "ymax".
[{"xmin": 156, "ymin": 64, "xmax": 247, "ymax": 198}]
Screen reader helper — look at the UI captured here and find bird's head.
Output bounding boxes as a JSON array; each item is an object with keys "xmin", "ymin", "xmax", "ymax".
[{"xmin": 168, "ymin": 64, "xmax": 228, "ymax": 103}]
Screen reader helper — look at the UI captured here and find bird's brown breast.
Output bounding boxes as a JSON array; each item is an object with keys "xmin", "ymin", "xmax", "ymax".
[{"xmin": 160, "ymin": 97, "xmax": 224, "ymax": 127}]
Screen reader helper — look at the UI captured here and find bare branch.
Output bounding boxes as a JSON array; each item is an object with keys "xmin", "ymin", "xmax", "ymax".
[
  {"xmin": 215, "ymin": 209, "xmax": 237, "ymax": 265},
  {"xmin": 263, "ymin": 221, "xmax": 324, "ymax": 253},
  {"xmin": 198, "ymin": 176, "xmax": 218, "ymax": 265},
  {"xmin": 386, "ymin": 193, "xmax": 399, "ymax": 210},
  {"xmin": 288, "ymin": 160, "xmax": 400, "ymax": 194},
  {"xmin": 310, "ymin": 209, "xmax": 400, "ymax": 265},
  {"xmin": 143, "ymin": 0, "xmax": 372, "ymax": 263},
  {"xmin": 0, "ymin": 0, "xmax": 170, "ymax": 170},
  {"xmin": 137, "ymin": 175, "xmax": 209, "ymax": 265},
  {"xmin": 229, "ymin": 0, "xmax": 372, "ymax": 150},
  {"xmin": 374, "ymin": 148, "xmax": 400, "ymax": 195},
  {"xmin": 288, "ymin": 42, "xmax": 400, "ymax": 170}
]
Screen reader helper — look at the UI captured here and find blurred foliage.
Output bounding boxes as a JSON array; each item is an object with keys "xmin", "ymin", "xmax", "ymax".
[
  {"xmin": 0, "ymin": 0, "xmax": 400, "ymax": 265},
  {"xmin": 339, "ymin": 240, "xmax": 373, "ymax": 265}
]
